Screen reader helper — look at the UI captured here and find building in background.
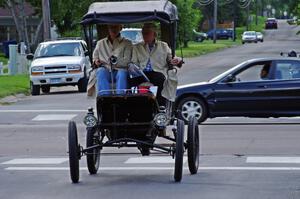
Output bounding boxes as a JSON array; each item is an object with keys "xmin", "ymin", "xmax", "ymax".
[{"xmin": 0, "ymin": 2, "xmax": 40, "ymax": 52}]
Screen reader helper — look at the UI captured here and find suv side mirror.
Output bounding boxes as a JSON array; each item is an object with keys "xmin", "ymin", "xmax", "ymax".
[
  {"xmin": 84, "ymin": 51, "xmax": 89, "ymax": 56},
  {"xmin": 224, "ymin": 74, "xmax": 236, "ymax": 83},
  {"xmin": 26, "ymin": 53, "xmax": 34, "ymax": 60}
]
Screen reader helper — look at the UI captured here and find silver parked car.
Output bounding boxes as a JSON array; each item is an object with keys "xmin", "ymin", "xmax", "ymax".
[
  {"xmin": 242, "ymin": 31, "xmax": 258, "ymax": 44},
  {"xmin": 27, "ymin": 39, "xmax": 91, "ymax": 95},
  {"xmin": 256, "ymin": 32, "xmax": 264, "ymax": 42}
]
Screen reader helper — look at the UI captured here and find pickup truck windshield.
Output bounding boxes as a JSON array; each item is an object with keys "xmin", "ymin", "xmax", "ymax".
[{"xmin": 34, "ymin": 43, "xmax": 82, "ymax": 58}]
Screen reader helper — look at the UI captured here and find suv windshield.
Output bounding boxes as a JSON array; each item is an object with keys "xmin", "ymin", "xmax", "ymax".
[{"xmin": 35, "ymin": 42, "xmax": 82, "ymax": 58}]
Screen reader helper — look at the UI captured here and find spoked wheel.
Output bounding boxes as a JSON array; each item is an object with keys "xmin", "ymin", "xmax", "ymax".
[
  {"xmin": 187, "ymin": 116, "xmax": 200, "ymax": 174},
  {"xmin": 68, "ymin": 121, "xmax": 80, "ymax": 183},
  {"xmin": 174, "ymin": 119, "xmax": 185, "ymax": 182},
  {"xmin": 86, "ymin": 127, "xmax": 100, "ymax": 174}
]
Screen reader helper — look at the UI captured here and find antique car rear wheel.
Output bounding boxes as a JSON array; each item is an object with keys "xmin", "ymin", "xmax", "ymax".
[
  {"xmin": 68, "ymin": 121, "xmax": 80, "ymax": 183},
  {"xmin": 187, "ymin": 116, "xmax": 199, "ymax": 174},
  {"xmin": 86, "ymin": 127, "xmax": 100, "ymax": 174},
  {"xmin": 174, "ymin": 119, "xmax": 184, "ymax": 182}
]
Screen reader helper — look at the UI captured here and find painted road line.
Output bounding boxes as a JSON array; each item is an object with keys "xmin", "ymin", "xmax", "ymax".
[
  {"xmin": 125, "ymin": 157, "xmax": 187, "ymax": 164},
  {"xmin": 1, "ymin": 158, "xmax": 68, "ymax": 165},
  {"xmin": 247, "ymin": 157, "xmax": 300, "ymax": 164},
  {"xmin": 0, "ymin": 110, "xmax": 86, "ymax": 113},
  {"xmin": 5, "ymin": 166, "xmax": 300, "ymax": 171},
  {"xmin": 32, "ymin": 114, "xmax": 77, "ymax": 121}
]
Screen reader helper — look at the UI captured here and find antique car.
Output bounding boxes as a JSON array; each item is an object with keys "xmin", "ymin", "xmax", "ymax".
[{"xmin": 67, "ymin": 0, "xmax": 199, "ymax": 183}]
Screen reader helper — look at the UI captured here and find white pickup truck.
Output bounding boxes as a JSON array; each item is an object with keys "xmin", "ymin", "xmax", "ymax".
[{"xmin": 27, "ymin": 39, "xmax": 91, "ymax": 95}]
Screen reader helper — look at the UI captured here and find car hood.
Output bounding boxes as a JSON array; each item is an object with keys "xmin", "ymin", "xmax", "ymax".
[{"xmin": 31, "ymin": 56, "xmax": 82, "ymax": 67}]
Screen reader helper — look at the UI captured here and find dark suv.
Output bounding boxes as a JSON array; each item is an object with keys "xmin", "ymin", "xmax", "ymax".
[
  {"xmin": 207, "ymin": 29, "xmax": 232, "ymax": 40},
  {"xmin": 265, "ymin": 18, "xmax": 278, "ymax": 29}
]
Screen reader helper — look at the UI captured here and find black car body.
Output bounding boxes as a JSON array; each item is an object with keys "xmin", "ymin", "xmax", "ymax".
[
  {"xmin": 175, "ymin": 58, "xmax": 300, "ymax": 123},
  {"xmin": 265, "ymin": 18, "xmax": 278, "ymax": 29}
]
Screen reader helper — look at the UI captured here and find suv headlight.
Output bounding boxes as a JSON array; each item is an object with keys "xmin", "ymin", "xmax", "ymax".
[
  {"xmin": 67, "ymin": 65, "xmax": 81, "ymax": 70},
  {"xmin": 31, "ymin": 66, "xmax": 43, "ymax": 72},
  {"xmin": 154, "ymin": 113, "xmax": 168, "ymax": 127}
]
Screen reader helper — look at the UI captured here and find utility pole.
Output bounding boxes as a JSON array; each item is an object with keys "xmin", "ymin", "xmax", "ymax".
[
  {"xmin": 246, "ymin": 1, "xmax": 250, "ymax": 31},
  {"xmin": 255, "ymin": 0, "xmax": 258, "ymax": 25},
  {"xmin": 233, "ymin": 0, "xmax": 237, "ymax": 42},
  {"xmin": 213, "ymin": 0, "xmax": 217, "ymax": 44},
  {"xmin": 42, "ymin": 0, "xmax": 51, "ymax": 41}
]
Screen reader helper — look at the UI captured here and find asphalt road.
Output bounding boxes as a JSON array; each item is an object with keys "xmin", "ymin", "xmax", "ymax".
[{"xmin": 1, "ymin": 20, "xmax": 300, "ymax": 199}]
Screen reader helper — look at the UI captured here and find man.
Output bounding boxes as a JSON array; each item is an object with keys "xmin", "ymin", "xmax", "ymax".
[
  {"xmin": 131, "ymin": 23, "xmax": 181, "ymax": 106},
  {"xmin": 260, "ymin": 63, "xmax": 271, "ymax": 80},
  {"xmin": 92, "ymin": 24, "xmax": 132, "ymax": 95}
]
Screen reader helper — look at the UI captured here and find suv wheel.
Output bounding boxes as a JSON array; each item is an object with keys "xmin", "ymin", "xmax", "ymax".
[
  {"xmin": 30, "ymin": 81, "xmax": 40, "ymax": 96},
  {"xmin": 41, "ymin": 85, "xmax": 50, "ymax": 93},
  {"xmin": 78, "ymin": 70, "xmax": 88, "ymax": 92}
]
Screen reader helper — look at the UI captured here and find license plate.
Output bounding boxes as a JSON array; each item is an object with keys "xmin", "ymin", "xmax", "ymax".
[{"xmin": 50, "ymin": 78, "xmax": 61, "ymax": 84}]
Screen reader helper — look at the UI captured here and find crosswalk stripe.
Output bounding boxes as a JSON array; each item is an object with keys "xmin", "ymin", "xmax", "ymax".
[
  {"xmin": 1, "ymin": 158, "xmax": 68, "ymax": 165},
  {"xmin": 0, "ymin": 110, "xmax": 86, "ymax": 113},
  {"xmin": 125, "ymin": 157, "xmax": 187, "ymax": 164},
  {"xmin": 247, "ymin": 157, "xmax": 300, "ymax": 164},
  {"xmin": 5, "ymin": 166, "xmax": 300, "ymax": 171},
  {"xmin": 32, "ymin": 114, "xmax": 77, "ymax": 121}
]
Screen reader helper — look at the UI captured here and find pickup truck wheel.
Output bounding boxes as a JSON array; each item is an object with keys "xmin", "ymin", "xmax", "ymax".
[
  {"xmin": 30, "ymin": 81, "xmax": 40, "ymax": 96},
  {"xmin": 78, "ymin": 68, "xmax": 88, "ymax": 93},
  {"xmin": 78, "ymin": 76, "xmax": 88, "ymax": 92},
  {"xmin": 41, "ymin": 85, "xmax": 50, "ymax": 93}
]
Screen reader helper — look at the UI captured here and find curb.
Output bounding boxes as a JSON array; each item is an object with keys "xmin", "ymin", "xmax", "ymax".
[{"xmin": 0, "ymin": 93, "xmax": 27, "ymax": 104}]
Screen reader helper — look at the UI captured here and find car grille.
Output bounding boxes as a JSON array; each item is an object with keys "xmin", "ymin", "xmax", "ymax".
[{"xmin": 44, "ymin": 66, "xmax": 67, "ymax": 74}]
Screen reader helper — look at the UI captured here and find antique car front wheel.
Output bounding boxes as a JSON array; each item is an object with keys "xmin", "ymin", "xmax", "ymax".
[
  {"xmin": 174, "ymin": 119, "xmax": 184, "ymax": 182},
  {"xmin": 187, "ymin": 116, "xmax": 200, "ymax": 174},
  {"xmin": 68, "ymin": 120, "xmax": 80, "ymax": 183},
  {"xmin": 86, "ymin": 127, "xmax": 100, "ymax": 174}
]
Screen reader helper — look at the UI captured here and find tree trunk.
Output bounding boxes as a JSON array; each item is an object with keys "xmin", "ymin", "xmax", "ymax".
[
  {"xmin": 20, "ymin": 0, "xmax": 31, "ymax": 53},
  {"xmin": 6, "ymin": 0, "xmax": 22, "ymax": 41},
  {"xmin": 32, "ymin": 18, "xmax": 43, "ymax": 51}
]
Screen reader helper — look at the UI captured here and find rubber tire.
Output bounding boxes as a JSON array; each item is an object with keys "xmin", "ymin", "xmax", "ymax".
[
  {"xmin": 78, "ymin": 70, "xmax": 88, "ymax": 92},
  {"xmin": 68, "ymin": 121, "xmax": 80, "ymax": 183},
  {"xmin": 177, "ymin": 96, "xmax": 208, "ymax": 124},
  {"xmin": 174, "ymin": 119, "xmax": 184, "ymax": 182},
  {"xmin": 41, "ymin": 85, "xmax": 50, "ymax": 93},
  {"xmin": 86, "ymin": 127, "xmax": 100, "ymax": 174},
  {"xmin": 187, "ymin": 116, "xmax": 200, "ymax": 174},
  {"xmin": 30, "ymin": 81, "xmax": 40, "ymax": 96}
]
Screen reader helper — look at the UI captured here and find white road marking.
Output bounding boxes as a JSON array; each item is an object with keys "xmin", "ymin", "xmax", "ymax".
[
  {"xmin": 5, "ymin": 166, "xmax": 300, "ymax": 171},
  {"xmin": 247, "ymin": 157, "xmax": 300, "ymax": 164},
  {"xmin": 1, "ymin": 158, "xmax": 68, "ymax": 165},
  {"xmin": 125, "ymin": 157, "xmax": 187, "ymax": 164},
  {"xmin": 32, "ymin": 114, "xmax": 77, "ymax": 121},
  {"xmin": 0, "ymin": 110, "xmax": 86, "ymax": 113}
]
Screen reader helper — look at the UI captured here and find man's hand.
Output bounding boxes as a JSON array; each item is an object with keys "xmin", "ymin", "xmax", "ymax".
[
  {"xmin": 170, "ymin": 57, "xmax": 183, "ymax": 68},
  {"xmin": 93, "ymin": 59, "xmax": 105, "ymax": 68}
]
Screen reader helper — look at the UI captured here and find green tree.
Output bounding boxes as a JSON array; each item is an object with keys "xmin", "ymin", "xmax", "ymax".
[{"xmin": 172, "ymin": 0, "xmax": 202, "ymax": 47}]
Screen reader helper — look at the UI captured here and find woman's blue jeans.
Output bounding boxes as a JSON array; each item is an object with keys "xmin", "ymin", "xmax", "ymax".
[{"xmin": 96, "ymin": 67, "xmax": 128, "ymax": 95}]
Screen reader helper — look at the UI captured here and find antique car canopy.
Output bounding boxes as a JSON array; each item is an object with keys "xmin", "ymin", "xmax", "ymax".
[{"xmin": 81, "ymin": 0, "xmax": 178, "ymax": 24}]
